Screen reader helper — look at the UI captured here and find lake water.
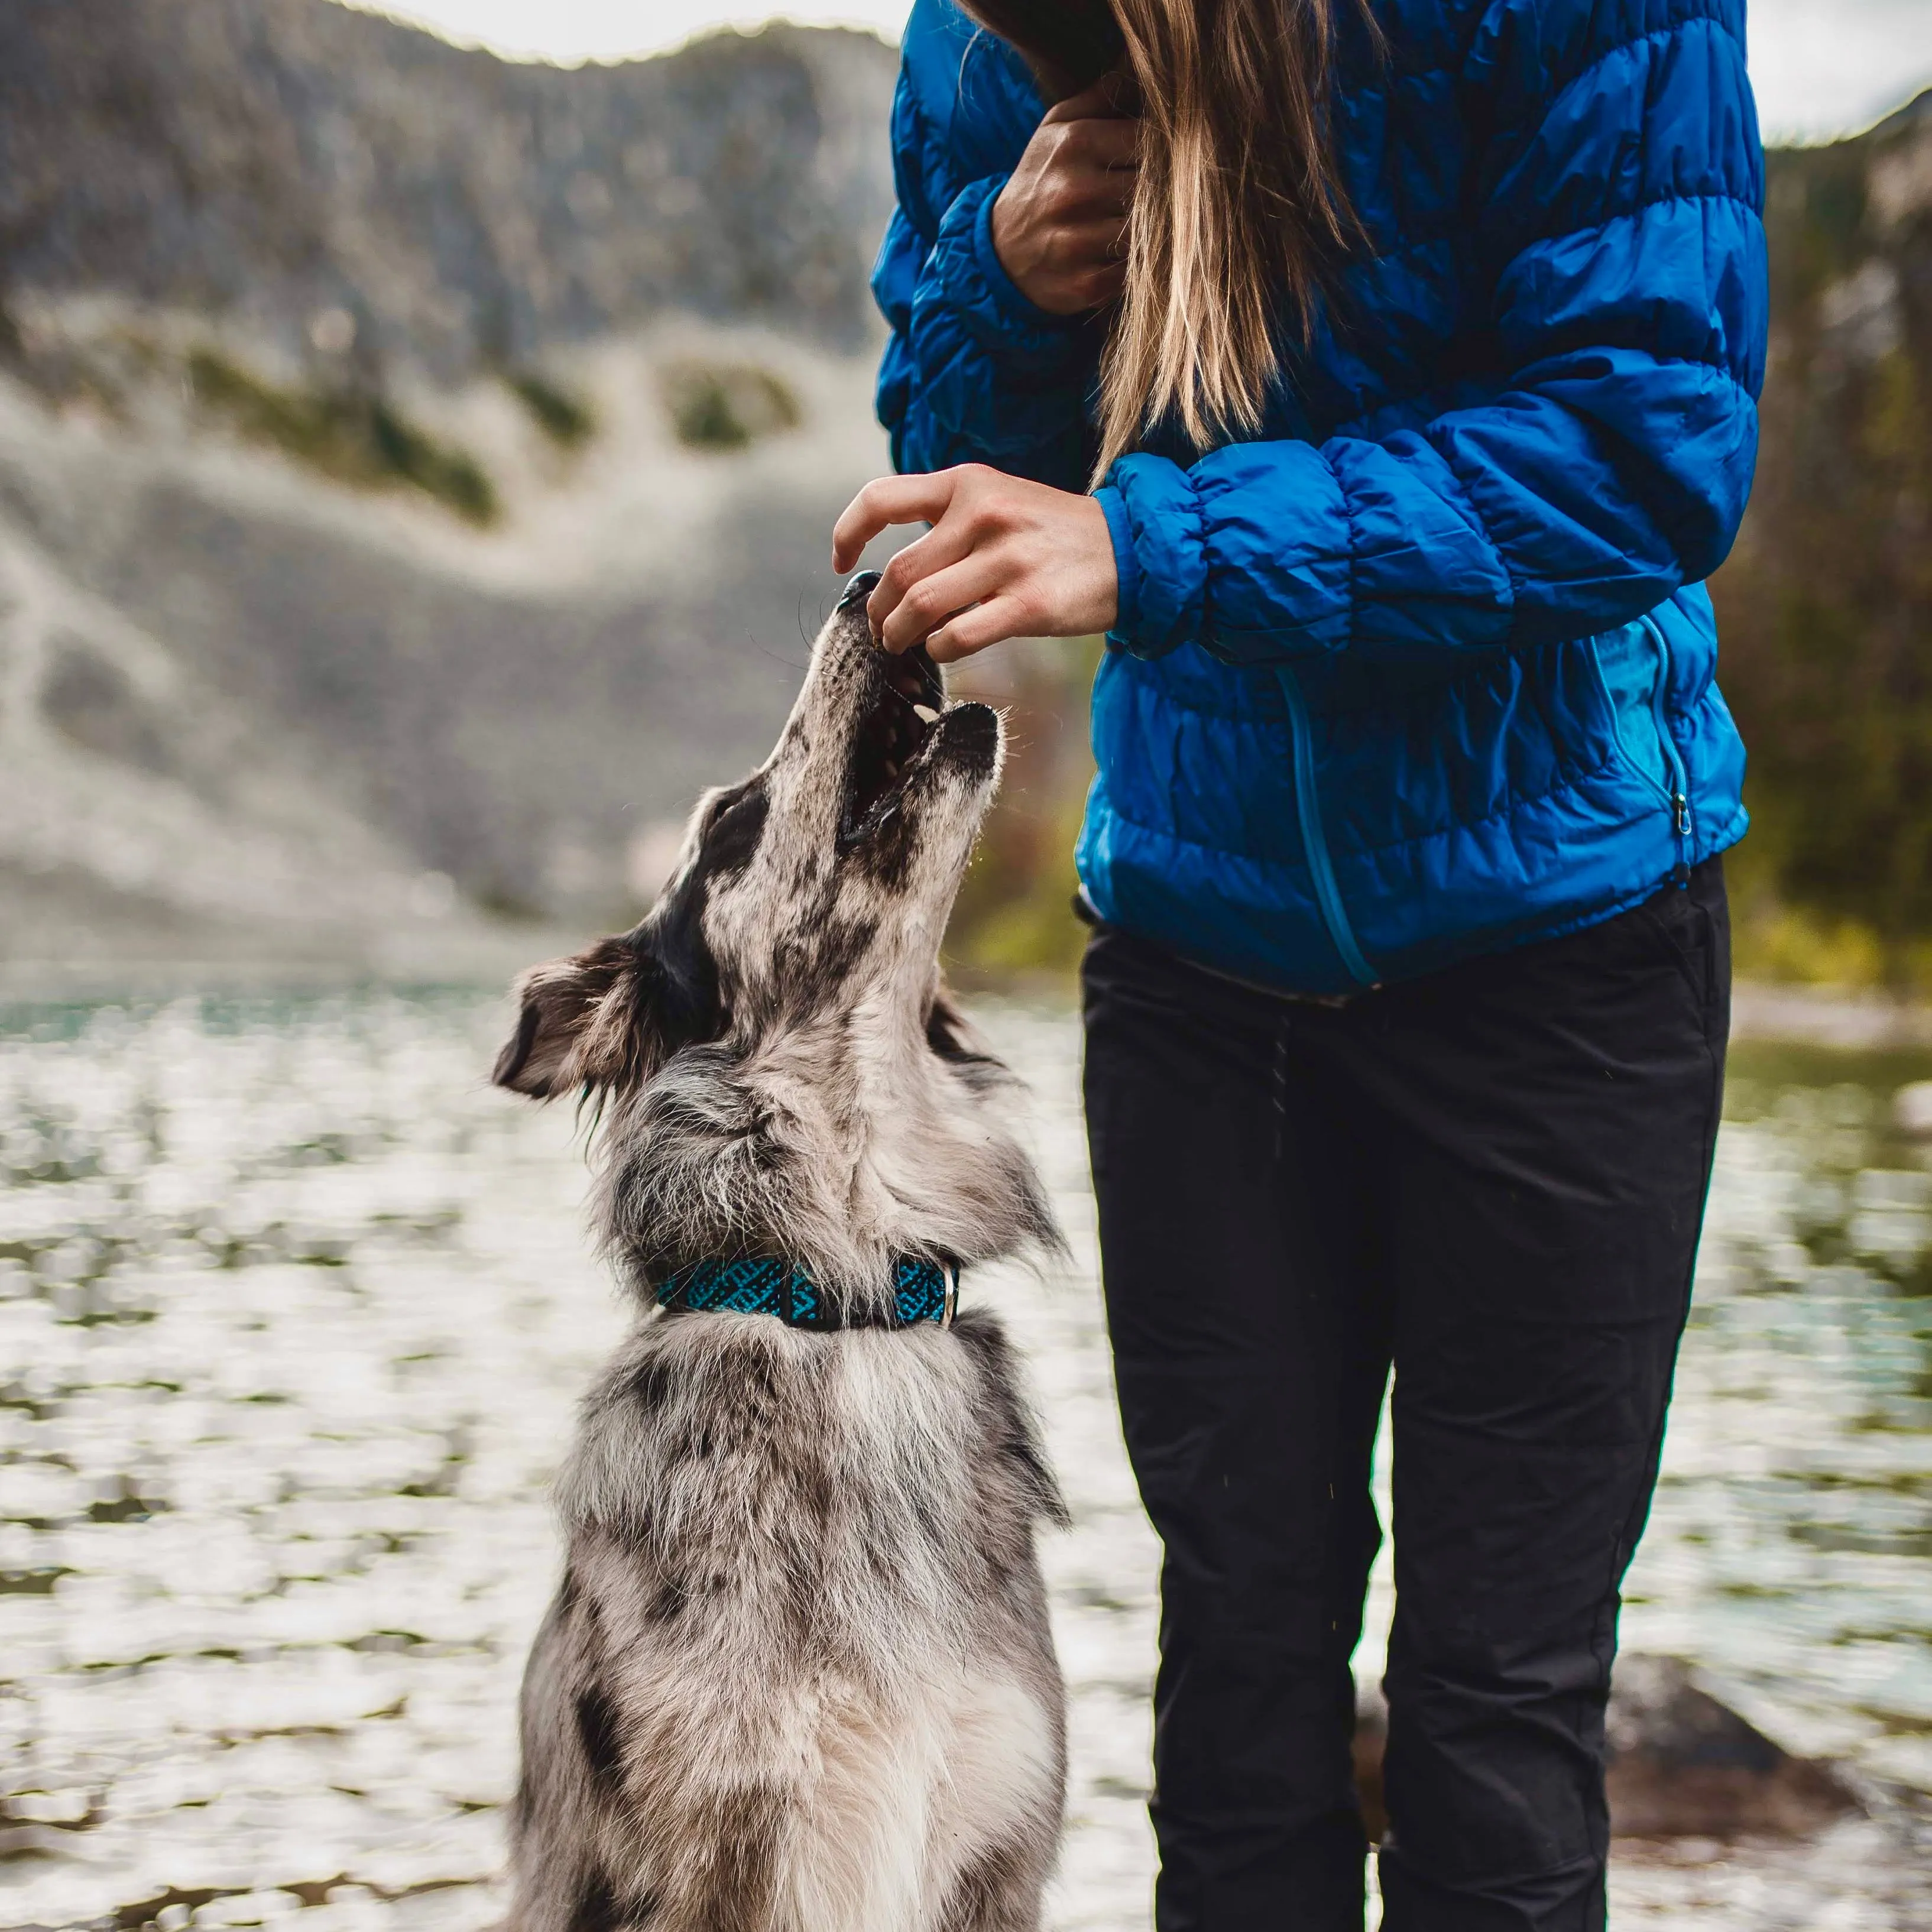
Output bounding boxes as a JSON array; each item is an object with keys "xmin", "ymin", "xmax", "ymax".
[{"xmin": 1, "ymin": 993, "xmax": 1927, "ymax": 1930}]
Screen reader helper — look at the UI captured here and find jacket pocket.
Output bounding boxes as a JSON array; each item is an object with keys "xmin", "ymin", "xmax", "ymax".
[
  {"xmin": 1590, "ymin": 615, "xmax": 1696, "ymax": 875},
  {"xmin": 1589, "ymin": 621, "xmax": 1674, "ymax": 800}
]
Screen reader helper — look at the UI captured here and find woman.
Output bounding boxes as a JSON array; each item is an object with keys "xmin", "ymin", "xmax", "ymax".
[{"xmin": 832, "ymin": 0, "xmax": 1764, "ymax": 1924}]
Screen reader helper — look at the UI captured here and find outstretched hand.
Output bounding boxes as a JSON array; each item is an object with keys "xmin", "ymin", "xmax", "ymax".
[{"xmin": 831, "ymin": 465, "xmax": 1117, "ymax": 663}]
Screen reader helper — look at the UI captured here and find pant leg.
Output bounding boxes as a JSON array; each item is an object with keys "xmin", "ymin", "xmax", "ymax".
[
  {"xmin": 1343, "ymin": 864, "xmax": 1731, "ymax": 1932},
  {"xmin": 1082, "ymin": 926, "xmax": 1393, "ymax": 1932}
]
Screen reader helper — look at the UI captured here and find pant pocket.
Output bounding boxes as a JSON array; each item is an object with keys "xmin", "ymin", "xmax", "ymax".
[{"xmin": 1632, "ymin": 862, "xmax": 1727, "ymax": 1010}]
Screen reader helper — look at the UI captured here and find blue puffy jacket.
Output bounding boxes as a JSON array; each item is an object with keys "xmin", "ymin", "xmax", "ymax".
[{"xmin": 873, "ymin": 0, "xmax": 1766, "ymax": 994}]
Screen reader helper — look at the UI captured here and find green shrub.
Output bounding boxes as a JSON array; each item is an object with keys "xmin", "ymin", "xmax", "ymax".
[
  {"xmin": 508, "ymin": 370, "xmax": 596, "ymax": 448},
  {"xmin": 187, "ymin": 349, "xmax": 498, "ymax": 524},
  {"xmin": 659, "ymin": 359, "xmax": 801, "ymax": 451}
]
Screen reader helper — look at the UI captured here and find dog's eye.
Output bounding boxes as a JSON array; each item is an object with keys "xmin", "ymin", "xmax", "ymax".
[
  {"xmin": 698, "ymin": 782, "xmax": 747, "ymax": 831},
  {"xmin": 704, "ymin": 787, "xmax": 769, "ymax": 877},
  {"xmin": 693, "ymin": 776, "xmax": 761, "ymax": 843}
]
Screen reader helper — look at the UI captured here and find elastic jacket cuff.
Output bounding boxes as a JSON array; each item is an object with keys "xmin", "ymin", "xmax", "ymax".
[
  {"xmin": 1098, "ymin": 454, "xmax": 1209, "ymax": 659},
  {"xmin": 926, "ymin": 176, "xmax": 1086, "ymax": 375},
  {"xmin": 1093, "ymin": 485, "xmax": 1141, "ymax": 640}
]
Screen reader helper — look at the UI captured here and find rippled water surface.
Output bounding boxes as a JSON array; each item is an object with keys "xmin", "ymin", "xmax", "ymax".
[{"xmin": 2, "ymin": 994, "xmax": 1928, "ymax": 1930}]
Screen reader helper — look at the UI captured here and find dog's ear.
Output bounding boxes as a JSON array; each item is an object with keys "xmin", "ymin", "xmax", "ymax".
[
  {"xmin": 924, "ymin": 986, "xmax": 977, "ymax": 1061},
  {"xmin": 924, "ymin": 984, "xmax": 1007, "ymax": 1087},
  {"xmin": 494, "ymin": 935, "xmax": 663, "ymax": 1100}
]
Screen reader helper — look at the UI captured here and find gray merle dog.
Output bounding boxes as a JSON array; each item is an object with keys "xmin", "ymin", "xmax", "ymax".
[{"xmin": 492, "ymin": 574, "xmax": 1069, "ymax": 1932}]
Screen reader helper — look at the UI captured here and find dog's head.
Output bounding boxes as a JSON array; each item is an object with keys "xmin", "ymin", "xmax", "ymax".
[
  {"xmin": 492, "ymin": 575, "xmax": 1055, "ymax": 1300},
  {"xmin": 492, "ymin": 573, "xmax": 1001, "ymax": 1101}
]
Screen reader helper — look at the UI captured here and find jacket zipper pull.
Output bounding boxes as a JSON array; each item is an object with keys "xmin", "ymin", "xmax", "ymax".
[{"xmin": 1641, "ymin": 613, "xmax": 1696, "ymax": 888}]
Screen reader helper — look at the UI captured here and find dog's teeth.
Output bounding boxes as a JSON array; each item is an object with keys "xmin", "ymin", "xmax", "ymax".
[{"xmin": 913, "ymin": 705, "xmax": 939, "ymax": 725}]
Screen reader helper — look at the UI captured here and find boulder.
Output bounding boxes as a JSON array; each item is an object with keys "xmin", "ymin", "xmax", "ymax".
[
  {"xmin": 1602, "ymin": 1655, "xmax": 1859, "ymax": 1840},
  {"xmin": 1351, "ymin": 1654, "xmax": 1859, "ymax": 1844}
]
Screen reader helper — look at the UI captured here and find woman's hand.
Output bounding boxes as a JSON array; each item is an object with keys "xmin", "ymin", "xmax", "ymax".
[
  {"xmin": 990, "ymin": 82, "xmax": 1138, "ymax": 316},
  {"xmin": 831, "ymin": 465, "xmax": 1117, "ymax": 663}
]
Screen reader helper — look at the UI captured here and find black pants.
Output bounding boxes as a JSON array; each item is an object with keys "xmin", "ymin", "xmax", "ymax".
[{"xmin": 1081, "ymin": 862, "xmax": 1729, "ymax": 1932}]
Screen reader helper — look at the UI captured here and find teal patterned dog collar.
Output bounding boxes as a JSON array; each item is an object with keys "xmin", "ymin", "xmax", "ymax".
[{"xmin": 654, "ymin": 1255, "xmax": 958, "ymax": 1330}]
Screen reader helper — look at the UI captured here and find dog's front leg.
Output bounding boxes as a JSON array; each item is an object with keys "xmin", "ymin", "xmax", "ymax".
[{"xmin": 505, "ymin": 1576, "xmax": 662, "ymax": 1932}]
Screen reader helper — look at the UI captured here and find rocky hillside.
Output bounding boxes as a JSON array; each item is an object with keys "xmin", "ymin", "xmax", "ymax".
[
  {"xmin": 0, "ymin": 0, "xmax": 903, "ymax": 986},
  {"xmin": 0, "ymin": 0, "xmax": 895, "ymax": 379},
  {"xmin": 1709, "ymin": 90, "xmax": 1932, "ymax": 985}
]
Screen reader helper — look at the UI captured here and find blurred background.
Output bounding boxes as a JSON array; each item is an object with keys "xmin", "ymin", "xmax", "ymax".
[{"xmin": 1, "ymin": 2, "xmax": 1930, "ymax": 1928}]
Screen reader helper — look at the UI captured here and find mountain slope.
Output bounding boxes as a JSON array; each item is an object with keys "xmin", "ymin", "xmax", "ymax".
[
  {"xmin": 0, "ymin": 0, "xmax": 897, "ymax": 380},
  {"xmin": 0, "ymin": 1, "xmax": 906, "ymax": 983}
]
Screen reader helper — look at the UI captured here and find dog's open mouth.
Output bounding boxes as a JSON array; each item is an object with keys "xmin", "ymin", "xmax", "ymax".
[{"xmin": 838, "ymin": 643, "xmax": 948, "ymax": 849}]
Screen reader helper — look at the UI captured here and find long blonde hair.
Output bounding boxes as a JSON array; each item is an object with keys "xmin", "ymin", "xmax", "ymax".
[{"xmin": 964, "ymin": 0, "xmax": 1369, "ymax": 478}]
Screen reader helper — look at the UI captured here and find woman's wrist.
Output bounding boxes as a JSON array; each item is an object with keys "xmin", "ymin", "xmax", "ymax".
[{"xmin": 975, "ymin": 180, "xmax": 1065, "ymax": 327}]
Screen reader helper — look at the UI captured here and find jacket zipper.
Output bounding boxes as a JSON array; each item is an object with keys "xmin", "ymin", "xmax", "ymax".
[
  {"xmin": 1638, "ymin": 614, "xmax": 1693, "ymax": 881},
  {"xmin": 1275, "ymin": 667, "xmax": 1379, "ymax": 988}
]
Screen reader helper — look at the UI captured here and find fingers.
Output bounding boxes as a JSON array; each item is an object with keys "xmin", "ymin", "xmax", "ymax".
[
  {"xmin": 1048, "ymin": 131, "xmax": 1138, "ymax": 221},
  {"xmin": 1056, "ymin": 165, "xmax": 1135, "ymax": 222},
  {"xmin": 877, "ymin": 552, "xmax": 1008, "ymax": 653},
  {"xmin": 1059, "ymin": 115, "xmax": 1140, "ymax": 172},
  {"xmin": 928, "ymin": 595, "xmax": 1030, "ymax": 664},
  {"xmin": 864, "ymin": 516, "xmax": 975, "ymax": 637},
  {"xmin": 831, "ymin": 471, "xmax": 958, "ymax": 573},
  {"xmin": 1053, "ymin": 216, "xmax": 1131, "ymax": 267}
]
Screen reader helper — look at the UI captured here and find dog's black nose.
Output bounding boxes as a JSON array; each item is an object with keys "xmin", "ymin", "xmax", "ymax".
[{"xmin": 838, "ymin": 569, "xmax": 882, "ymax": 611}]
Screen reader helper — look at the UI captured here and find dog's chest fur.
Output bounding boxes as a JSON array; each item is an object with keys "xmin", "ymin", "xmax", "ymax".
[
  {"xmin": 558, "ymin": 1308, "xmax": 1063, "ymax": 1667},
  {"xmin": 512, "ymin": 1309, "xmax": 1069, "ymax": 1932}
]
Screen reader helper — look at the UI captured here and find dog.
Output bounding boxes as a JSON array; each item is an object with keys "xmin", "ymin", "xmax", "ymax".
[{"xmin": 491, "ymin": 572, "xmax": 1070, "ymax": 1932}]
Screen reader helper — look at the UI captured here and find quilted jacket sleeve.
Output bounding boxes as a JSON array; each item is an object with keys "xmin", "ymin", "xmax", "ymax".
[
  {"xmin": 872, "ymin": 63, "xmax": 1100, "ymax": 488},
  {"xmin": 1094, "ymin": 0, "xmax": 1768, "ymax": 665}
]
